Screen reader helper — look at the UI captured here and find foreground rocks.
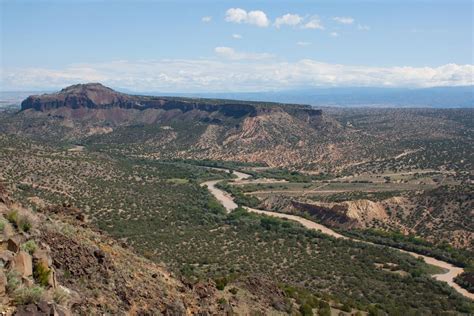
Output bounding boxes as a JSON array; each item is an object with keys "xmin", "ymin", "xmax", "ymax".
[{"xmin": 0, "ymin": 184, "xmax": 292, "ymax": 315}]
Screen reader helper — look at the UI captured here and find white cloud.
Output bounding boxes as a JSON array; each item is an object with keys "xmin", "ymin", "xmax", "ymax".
[
  {"xmin": 357, "ymin": 24, "xmax": 370, "ymax": 31},
  {"xmin": 232, "ymin": 34, "xmax": 242, "ymax": 39},
  {"xmin": 201, "ymin": 16, "xmax": 212, "ymax": 23},
  {"xmin": 274, "ymin": 13, "xmax": 303, "ymax": 28},
  {"xmin": 303, "ymin": 18, "xmax": 324, "ymax": 30},
  {"xmin": 297, "ymin": 41, "xmax": 311, "ymax": 46},
  {"xmin": 2, "ymin": 60, "xmax": 472, "ymax": 92},
  {"xmin": 214, "ymin": 47, "xmax": 273, "ymax": 60},
  {"xmin": 225, "ymin": 8, "xmax": 247, "ymax": 23},
  {"xmin": 333, "ymin": 16, "xmax": 354, "ymax": 24},
  {"xmin": 225, "ymin": 8, "xmax": 269, "ymax": 27},
  {"xmin": 330, "ymin": 32, "xmax": 339, "ymax": 37}
]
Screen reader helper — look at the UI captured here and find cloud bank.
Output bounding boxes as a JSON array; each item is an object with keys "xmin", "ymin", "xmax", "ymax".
[{"xmin": 2, "ymin": 59, "xmax": 472, "ymax": 92}]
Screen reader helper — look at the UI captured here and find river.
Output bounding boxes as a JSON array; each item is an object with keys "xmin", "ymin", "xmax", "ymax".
[{"xmin": 201, "ymin": 168, "xmax": 473, "ymax": 300}]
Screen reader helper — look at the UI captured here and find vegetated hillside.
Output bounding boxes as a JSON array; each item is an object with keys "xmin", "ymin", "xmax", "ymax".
[
  {"xmin": 259, "ymin": 183, "xmax": 473, "ymax": 250},
  {"xmin": 0, "ymin": 83, "xmax": 392, "ymax": 171},
  {"xmin": 0, "ymin": 135, "xmax": 473, "ymax": 315},
  {"xmin": 2, "ymin": 83, "xmax": 471, "ymax": 173},
  {"xmin": 0, "ymin": 184, "xmax": 296, "ymax": 315}
]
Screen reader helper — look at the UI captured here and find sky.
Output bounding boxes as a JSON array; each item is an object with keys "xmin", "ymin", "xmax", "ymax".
[{"xmin": 1, "ymin": 0, "xmax": 473, "ymax": 92}]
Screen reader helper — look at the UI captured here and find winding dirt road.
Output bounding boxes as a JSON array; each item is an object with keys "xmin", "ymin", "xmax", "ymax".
[{"xmin": 201, "ymin": 169, "xmax": 473, "ymax": 300}]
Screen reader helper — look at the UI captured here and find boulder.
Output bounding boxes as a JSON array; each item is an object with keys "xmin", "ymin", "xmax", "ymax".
[
  {"xmin": 14, "ymin": 304, "xmax": 40, "ymax": 316},
  {"xmin": 53, "ymin": 304, "xmax": 73, "ymax": 316},
  {"xmin": 0, "ymin": 249, "xmax": 14, "ymax": 265},
  {"xmin": 7, "ymin": 236, "xmax": 23, "ymax": 253},
  {"xmin": 22, "ymin": 276, "xmax": 34, "ymax": 287},
  {"xmin": 12, "ymin": 251, "xmax": 33, "ymax": 277}
]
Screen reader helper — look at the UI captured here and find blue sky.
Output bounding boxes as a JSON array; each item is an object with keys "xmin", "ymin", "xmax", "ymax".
[{"xmin": 1, "ymin": 0, "xmax": 473, "ymax": 91}]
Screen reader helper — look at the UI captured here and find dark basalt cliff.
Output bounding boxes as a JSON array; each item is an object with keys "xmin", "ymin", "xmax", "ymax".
[{"xmin": 21, "ymin": 83, "xmax": 322, "ymax": 120}]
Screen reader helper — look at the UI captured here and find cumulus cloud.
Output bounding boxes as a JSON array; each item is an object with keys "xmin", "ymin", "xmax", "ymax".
[
  {"xmin": 333, "ymin": 16, "xmax": 354, "ymax": 24},
  {"xmin": 201, "ymin": 16, "xmax": 212, "ymax": 23},
  {"xmin": 297, "ymin": 41, "xmax": 311, "ymax": 46},
  {"xmin": 214, "ymin": 47, "xmax": 273, "ymax": 60},
  {"xmin": 232, "ymin": 34, "xmax": 242, "ymax": 39},
  {"xmin": 225, "ymin": 8, "xmax": 269, "ymax": 27},
  {"xmin": 330, "ymin": 32, "xmax": 339, "ymax": 37},
  {"xmin": 303, "ymin": 18, "xmax": 324, "ymax": 30},
  {"xmin": 274, "ymin": 13, "xmax": 303, "ymax": 28},
  {"xmin": 2, "ymin": 60, "xmax": 472, "ymax": 92}
]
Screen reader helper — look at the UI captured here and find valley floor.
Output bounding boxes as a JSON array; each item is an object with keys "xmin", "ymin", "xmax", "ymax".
[{"xmin": 203, "ymin": 167, "xmax": 474, "ymax": 300}]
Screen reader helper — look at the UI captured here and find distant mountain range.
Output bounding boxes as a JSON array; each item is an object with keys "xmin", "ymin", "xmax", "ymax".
[
  {"xmin": 154, "ymin": 86, "xmax": 473, "ymax": 108},
  {"xmin": 2, "ymin": 85, "xmax": 472, "ymax": 109}
]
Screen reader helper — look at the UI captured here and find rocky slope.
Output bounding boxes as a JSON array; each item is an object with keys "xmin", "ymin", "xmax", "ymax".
[
  {"xmin": 260, "ymin": 184, "xmax": 473, "ymax": 250},
  {"xmin": 6, "ymin": 82, "xmax": 471, "ymax": 172},
  {"xmin": 11, "ymin": 83, "xmax": 370, "ymax": 170},
  {"xmin": 0, "ymin": 184, "xmax": 291, "ymax": 315}
]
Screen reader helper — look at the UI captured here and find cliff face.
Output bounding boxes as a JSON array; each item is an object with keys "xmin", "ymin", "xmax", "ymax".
[
  {"xmin": 20, "ymin": 83, "xmax": 322, "ymax": 121},
  {"xmin": 14, "ymin": 83, "xmax": 341, "ymax": 169},
  {"xmin": 21, "ymin": 83, "xmax": 138, "ymax": 111}
]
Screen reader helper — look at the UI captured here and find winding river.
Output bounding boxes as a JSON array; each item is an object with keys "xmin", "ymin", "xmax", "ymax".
[{"xmin": 201, "ymin": 169, "xmax": 473, "ymax": 300}]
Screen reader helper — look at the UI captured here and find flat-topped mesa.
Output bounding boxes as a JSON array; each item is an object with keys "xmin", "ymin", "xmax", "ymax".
[
  {"xmin": 20, "ymin": 83, "xmax": 323, "ymax": 120},
  {"xmin": 21, "ymin": 83, "xmax": 138, "ymax": 111}
]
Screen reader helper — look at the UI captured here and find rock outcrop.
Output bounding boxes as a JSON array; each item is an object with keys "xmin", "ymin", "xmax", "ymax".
[
  {"xmin": 261, "ymin": 195, "xmax": 388, "ymax": 229},
  {"xmin": 0, "ymin": 181, "xmax": 293, "ymax": 315},
  {"xmin": 20, "ymin": 83, "xmax": 322, "ymax": 121}
]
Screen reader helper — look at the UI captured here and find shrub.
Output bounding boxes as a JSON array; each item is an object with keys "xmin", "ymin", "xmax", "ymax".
[
  {"xmin": 33, "ymin": 262, "xmax": 51, "ymax": 287},
  {"xmin": 0, "ymin": 219, "xmax": 6, "ymax": 232},
  {"xmin": 340, "ymin": 303, "xmax": 352, "ymax": 312},
  {"xmin": 318, "ymin": 306, "xmax": 331, "ymax": 316},
  {"xmin": 20, "ymin": 240, "xmax": 38, "ymax": 254},
  {"xmin": 5, "ymin": 210, "xmax": 33, "ymax": 232},
  {"xmin": 5, "ymin": 210, "xmax": 18, "ymax": 225},
  {"xmin": 18, "ymin": 216, "xmax": 32, "ymax": 233},
  {"xmin": 214, "ymin": 276, "xmax": 228, "ymax": 291},
  {"xmin": 6, "ymin": 270, "xmax": 21, "ymax": 293},
  {"xmin": 53, "ymin": 287, "xmax": 69, "ymax": 305},
  {"xmin": 13, "ymin": 286, "xmax": 44, "ymax": 305},
  {"xmin": 299, "ymin": 303, "xmax": 314, "ymax": 316},
  {"xmin": 229, "ymin": 287, "xmax": 238, "ymax": 295}
]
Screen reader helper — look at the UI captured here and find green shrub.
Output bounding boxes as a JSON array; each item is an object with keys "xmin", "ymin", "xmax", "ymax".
[
  {"xmin": 5, "ymin": 210, "xmax": 18, "ymax": 225},
  {"xmin": 21, "ymin": 240, "xmax": 38, "ymax": 254},
  {"xmin": 0, "ymin": 219, "xmax": 6, "ymax": 232},
  {"xmin": 229, "ymin": 287, "xmax": 238, "ymax": 295},
  {"xmin": 5, "ymin": 210, "xmax": 32, "ymax": 232},
  {"xmin": 318, "ymin": 306, "xmax": 331, "ymax": 316},
  {"xmin": 214, "ymin": 276, "xmax": 228, "ymax": 290},
  {"xmin": 299, "ymin": 303, "xmax": 314, "ymax": 316},
  {"xmin": 18, "ymin": 216, "xmax": 32, "ymax": 233},
  {"xmin": 340, "ymin": 303, "xmax": 352, "ymax": 312},
  {"xmin": 13, "ymin": 286, "xmax": 44, "ymax": 305},
  {"xmin": 6, "ymin": 270, "xmax": 21, "ymax": 293},
  {"xmin": 33, "ymin": 262, "xmax": 51, "ymax": 287}
]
